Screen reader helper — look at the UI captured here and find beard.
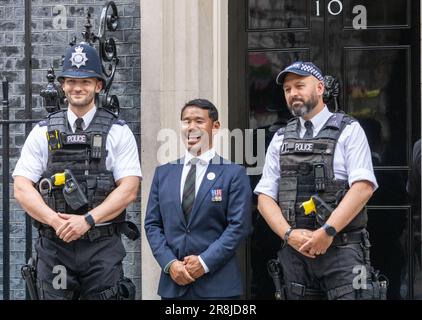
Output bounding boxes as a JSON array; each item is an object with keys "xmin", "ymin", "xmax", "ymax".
[
  {"xmin": 288, "ymin": 93, "xmax": 318, "ymax": 117},
  {"xmin": 65, "ymin": 91, "xmax": 96, "ymax": 108}
]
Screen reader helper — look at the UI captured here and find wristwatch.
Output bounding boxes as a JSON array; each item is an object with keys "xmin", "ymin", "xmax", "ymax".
[
  {"xmin": 84, "ymin": 212, "xmax": 96, "ymax": 228},
  {"xmin": 322, "ymin": 223, "xmax": 337, "ymax": 237}
]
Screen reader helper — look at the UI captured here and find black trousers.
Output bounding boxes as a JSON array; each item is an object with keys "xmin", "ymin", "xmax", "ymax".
[
  {"xmin": 278, "ymin": 242, "xmax": 371, "ymax": 300},
  {"xmin": 35, "ymin": 234, "xmax": 126, "ymax": 300}
]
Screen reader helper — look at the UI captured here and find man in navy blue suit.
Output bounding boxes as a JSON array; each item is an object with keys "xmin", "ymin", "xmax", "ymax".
[{"xmin": 145, "ymin": 99, "xmax": 252, "ymax": 299}]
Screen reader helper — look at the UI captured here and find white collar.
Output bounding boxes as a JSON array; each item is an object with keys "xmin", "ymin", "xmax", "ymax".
[
  {"xmin": 67, "ymin": 106, "xmax": 97, "ymax": 131},
  {"xmin": 184, "ymin": 148, "xmax": 216, "ymax": 165},
  {"xmin": 299, "ymin": 105, "xmax": 332, "ymax": 132}
]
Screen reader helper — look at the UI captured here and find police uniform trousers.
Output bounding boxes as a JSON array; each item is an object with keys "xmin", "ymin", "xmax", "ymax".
[
  {"xmin": 278, "ymin": 241, "xmax": 367, "ymax": 300},
  {"xmin": 35, "ymin": 233, "xmax": 126, "ymax": 300}
]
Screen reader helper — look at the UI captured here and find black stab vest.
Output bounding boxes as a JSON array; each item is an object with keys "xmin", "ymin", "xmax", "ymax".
[
  {"xmin": 39, "ymin": 108, "xmax": 126, "ymax": 222},
  {"xmin": 278, "ymin": 112, "xmax": 367, "ymax": 231}
]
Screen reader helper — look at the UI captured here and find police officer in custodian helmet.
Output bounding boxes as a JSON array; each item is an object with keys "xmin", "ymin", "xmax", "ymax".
[
  {"xmin": 13, "ymin": 43, "xmax": 142, "ymax": 299},
  {"xmin": 256, "ymin": 61, "xmax": 386, "ymax": 300}
]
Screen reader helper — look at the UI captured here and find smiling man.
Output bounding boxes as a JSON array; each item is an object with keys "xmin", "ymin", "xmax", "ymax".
[
  {"xmin": 145, "ymin": 99, "xmax": 252, "ymax": 300},
  {"xmin": 13, "ymin": 43, "xmax": 142, "ymax": 300},
  {"xmin": 255, "ymin": 61, "xmax": 384, "ymax": 300}
]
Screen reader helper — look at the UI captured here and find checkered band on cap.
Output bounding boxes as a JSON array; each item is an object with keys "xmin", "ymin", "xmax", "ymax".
[
  {"xmin": 276, "ymin": 61, "xmax": 324, "ymax": 85},
  {"xmin": 286, "ymin": 62, "xmax": 323, "ymax": 81}
]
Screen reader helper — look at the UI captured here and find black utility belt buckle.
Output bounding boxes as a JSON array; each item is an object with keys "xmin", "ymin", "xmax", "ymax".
[{"xmin": 87, "ymin": 228, "xmax": 102, "ymax": 241}]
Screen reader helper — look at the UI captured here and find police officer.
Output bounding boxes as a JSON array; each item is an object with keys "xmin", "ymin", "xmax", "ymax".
[
  {"xmin": 13, "ymin": 43, "xmax": 142, "ymax": 300},
  {"xmin": 255, "ymin": 61, "xmax": 381, "ymax": 300}
]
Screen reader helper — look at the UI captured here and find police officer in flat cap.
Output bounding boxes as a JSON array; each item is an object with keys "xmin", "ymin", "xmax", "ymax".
[
  {"xmin": 256, "ymin": 61, "xmax": 385, "ymax": 299},
  {"xmin": 13, "ymin": 43, "xmax": 142, "ymax": 299}
]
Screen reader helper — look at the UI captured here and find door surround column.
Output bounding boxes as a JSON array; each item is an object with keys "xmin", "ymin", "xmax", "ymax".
[{"xmin": 140, "ymin": 0, "xmax": 229, "ymax": 300}]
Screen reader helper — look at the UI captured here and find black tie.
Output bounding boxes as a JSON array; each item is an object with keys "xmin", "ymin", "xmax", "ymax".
[
  {"xmin": 75, "ymin": 118, "xmax": 84, "ymax": 133},
  {"xmin": 182, "ymin": 158, "xmax": 199, "ymax": 223},
  {"xmin": 303, "ymin": 120, "xmax": 313, "ymax": 139}
]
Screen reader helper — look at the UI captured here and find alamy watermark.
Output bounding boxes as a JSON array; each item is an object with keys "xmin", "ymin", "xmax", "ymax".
[
  {"xmin": 352, "ymin": 265, "xmax": 368, "ymax": 290},
  {"xmin": 52, "ymin": 265, "xmax": 67, "ymax": 290},
  {"xmin": 53, "ymin": 5, "xmax": 67, "ymax": 30},
  {"xmin": 157, "ymin": 128, "xmax": 266, "ymax": 176}
]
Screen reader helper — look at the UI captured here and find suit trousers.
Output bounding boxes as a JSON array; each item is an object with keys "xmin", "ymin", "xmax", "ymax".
[{"xmin": 161, "ymin": 286, "xmax": 240, "ymax": 300}]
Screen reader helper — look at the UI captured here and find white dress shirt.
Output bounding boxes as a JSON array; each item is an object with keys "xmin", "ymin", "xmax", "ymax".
[
  {"xmin": 254, "ymin": 106, "xmax": 378, "ymax": 201},
  {"xmin": 180, "ymin": 148, "xmax": 216, "ymax": 202},
  {"xmin": 13, "ymin": 106, "xmax": 142, "ymax": 182},
  {"xmin": 179, "ymin": 148, "xmax": 216, "ymax": 274}
]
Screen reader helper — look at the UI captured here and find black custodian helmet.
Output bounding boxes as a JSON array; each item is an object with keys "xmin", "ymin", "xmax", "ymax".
[{"xmin": 57, "ymin": 43, "xmax": 107, "ymax": 88}]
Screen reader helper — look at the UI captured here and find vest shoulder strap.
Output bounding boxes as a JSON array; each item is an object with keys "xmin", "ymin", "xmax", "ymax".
[
  {"xmin": 47, "ymin": 110, "xmax": 67, "ymax": 132},
  {"xmin": 317, "ymin": 112, "xmax": 354, "ymax": 140},
  {"xmin": 98, "ymin": 109, "xmax": 127, "ymax": 126},
  {"xmin": 283, "ymin": 117, "xmax": 300, "ymax": 139},
  {"xmin": 89, "ymin": 108, "xmax": 118, "ymax": 134},
  {"xmin": 46, "ymin": 108, "xmax": 121, "ymax": 134}
]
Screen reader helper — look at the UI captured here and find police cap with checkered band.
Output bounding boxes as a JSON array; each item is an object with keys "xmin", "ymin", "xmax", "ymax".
[{"xmin": 276, "ymin": 61, "xmax": 324, "ymax": 85}]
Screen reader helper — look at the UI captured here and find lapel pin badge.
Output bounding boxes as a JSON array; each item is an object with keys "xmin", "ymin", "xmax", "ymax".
[
  {"xmin": 211, "ymin": 189, "xmax": 222, "ymax": 202},
  {"xmin": 207, "ymin": 172, "xmax": 216, "ymax": 181}
]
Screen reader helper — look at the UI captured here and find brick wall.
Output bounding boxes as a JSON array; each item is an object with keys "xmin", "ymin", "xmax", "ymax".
[{"xmin": 0, "ymin": 0, "xmax": 141, "ymax": 299}]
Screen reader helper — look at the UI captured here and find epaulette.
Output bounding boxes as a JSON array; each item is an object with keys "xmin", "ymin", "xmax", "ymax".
[
  {"xmin": 324, "ymin": 112, "xmax": 345, "ymax": 130},
  {"xmin": 277, "ymin": 127, "xmax": 286, "ymax": 136},
  {"xmin": 37, "ymin": 119, "xmax": 48, "ymax": 127},
  {"xmin": 113, "ymin": 118, "xmax": 127, "ymax": 126},
  {"xmin": 341, "ymin": 113, "xmax": 356, "ymax": 125}
]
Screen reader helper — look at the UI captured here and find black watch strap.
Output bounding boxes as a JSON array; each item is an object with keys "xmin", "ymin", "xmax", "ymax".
[
  {"xmin": 322, "ymin": 223, "xmax": 337, "ymax": 237},
  {"xmin": 84, "ymin": 212, "xmax": 95, "ymax": 228},
  {"xmin": 283, "ymin": 228, "xmax": 293, "ymax": 242}
]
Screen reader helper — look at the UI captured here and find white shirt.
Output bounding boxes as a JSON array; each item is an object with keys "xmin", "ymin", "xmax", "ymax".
[
  {"xmin": 180, "ymin": 148, "xmax": 216, "ymax": 202},
  {"xmin": 12, "ymin": 106, "xmax": 142, "ymax": 182},
  {"xmin": 180, "ymin": 148, "xmax": 216, "ymax": 274},
  {"xmin": 254, "ymin": 106, "xmax": 378, "ymax": 201}
]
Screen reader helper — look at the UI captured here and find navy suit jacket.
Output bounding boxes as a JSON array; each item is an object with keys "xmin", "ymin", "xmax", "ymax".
[{"xmin": 144, "ymin": 155, "xmax": 252, "ymax": 298}]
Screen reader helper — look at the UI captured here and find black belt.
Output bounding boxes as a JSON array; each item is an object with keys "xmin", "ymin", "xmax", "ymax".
[
  {"xmin": 39, "ymin": 224, "xmax": 117, "ymax": 242},
  {"xmin": 332, "ymin": 229, "xmax": 364, "ymax": 247}
]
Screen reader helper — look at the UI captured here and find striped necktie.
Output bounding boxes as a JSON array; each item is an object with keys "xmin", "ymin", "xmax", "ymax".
[{"xmin": 182, "ymin": 158, "xmax": 199, "ymax": 223}]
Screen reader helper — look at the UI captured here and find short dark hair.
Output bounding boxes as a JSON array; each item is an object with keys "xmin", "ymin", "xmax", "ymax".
[{"xmin": 181, "ymin": 99, "xmax": 219, "ymax": 122}]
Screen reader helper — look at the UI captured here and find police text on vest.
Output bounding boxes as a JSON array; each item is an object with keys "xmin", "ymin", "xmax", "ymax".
[
  {"xmin": 66, "ymin": 134, "xmax": 87, "ymax": 144},
  {"xmin": 294, "ymin": 142, "xmax": 314, "ymax": 152}
]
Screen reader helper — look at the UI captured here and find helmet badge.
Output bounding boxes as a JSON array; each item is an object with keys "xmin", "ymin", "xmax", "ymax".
[{"xmin": 70, "ymin": 46, "xmax": 88, "ymax": 69}]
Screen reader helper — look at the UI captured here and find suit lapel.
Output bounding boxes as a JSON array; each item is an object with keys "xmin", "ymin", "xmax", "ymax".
[
  {"xmin": 168, "ymin": 158, "xmax": 186, "ymax": 224},
  {"xmin": 188, "ymin": 156, "xmax": 225, "ymax": 225}
]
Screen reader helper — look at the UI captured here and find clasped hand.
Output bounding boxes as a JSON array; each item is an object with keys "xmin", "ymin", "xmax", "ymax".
[
  {"xmin": 53, "ymin": 212, "xmax": 91, "ymax": 243},
  {"xmin": 288, "ymin": 228, "xmax": 333, "ymax": 258},
  {"xmin": 169, "ymin": 255, "xmax": 205, "ymax": 286}
]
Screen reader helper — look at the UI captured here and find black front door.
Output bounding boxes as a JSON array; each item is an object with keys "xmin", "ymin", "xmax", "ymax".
[{"xmin": 229, "ymin": 0, "xmax": 421, "ymax": 299}]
